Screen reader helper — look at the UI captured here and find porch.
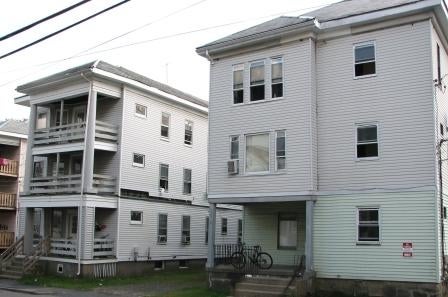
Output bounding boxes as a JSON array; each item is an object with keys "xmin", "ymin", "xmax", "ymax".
[
  {"xmin": 0, "ymin": 231, "xmax": 15, "ymax": 249},
  {"xmin": 0, "ymin": 157, "xmax": 18, "ymax": 177},
  {"xmin": 0, "ymin": 193, "xmax": 16, "ymax": 209}
]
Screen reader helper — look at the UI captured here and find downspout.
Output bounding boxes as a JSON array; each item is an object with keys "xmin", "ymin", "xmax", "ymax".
[
  {"xmin": 439, "ymin": 137, "xmax": 446, "ymax": 280},
  {"xmin": 77, "ymin": 72, "xmax": 93, "ymax": 275}
]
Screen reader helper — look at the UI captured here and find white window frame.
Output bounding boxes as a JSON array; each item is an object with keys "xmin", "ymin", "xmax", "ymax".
[
  {"xmin": 130, "ymin": 211, "xmax": 143, "ymax": 225},
  {"xmin": 356, "ymin": 207, "xmax": 381, "ymax": 245},
  {"xmin": 221, "ymin": 217, "xmax": 228, "ymax": 235},
  {"xmin": 250, "ymin": 60, "xmax": 266, "ymax": 102},
  {"xmin": 184, "ymin": 120, "xmax": 193, "ymax": 146},
  {"xmin": 159, "ymin": 163, "xmax": 169, "ymax": 192},
  {"xmin": 135, "ymin": 103, "xmax": 147, "ymax": 118},
  {"xmin": 353, "ymin": 41, "xmax": 376, "ymax": 79},
  {"xmin": 183, "ymin": 168, "xmax": 192, "ymax": 195},
  {"xmin": 181, "ymin": 215, "xmax": 191, "ymax": 245},
  {"xmin": 233, "ymin": 64, "xmax": 245, "ymax": 105},
  {"xmin": 271, "ymin": 57, "xmax": 284, "ymax": 99},
  {"xmin": 278, "ymin": 213, "xmax": 298, "ymax": 250},
  {"xmin": 230, "ymin": 135, "xmax": 239, "ymax": 160},
  {"xmin": 132, "ymin": 153, "xmax": 145, "ymax": 167},
  {"xmin": 244, "ymin": 132, "xmax": 270, "ymax": 175},
  {"xmin": 161, "ymin": 112, "xmax": 170, "ymax": 140},
  {"xmin": 157, "ymin": 213, "xmax": 168, "ymax": 244},
  {"xmin": 275, "ymin": 130, "xmax": 286, "ymax": 171},
  {"xmin": 355, "ymin": 123, "xmax": 379, "ymax": 161}
]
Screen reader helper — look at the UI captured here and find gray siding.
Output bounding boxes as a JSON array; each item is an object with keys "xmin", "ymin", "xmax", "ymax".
[{"xmin": 81, "ymin": 206, "xmax": 95, "ymax": 260}]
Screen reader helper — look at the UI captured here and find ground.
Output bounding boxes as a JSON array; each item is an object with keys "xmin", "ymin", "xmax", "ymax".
[{"xmin": 0, "ymin": 269, "xmax": 228, "ymax": 297}]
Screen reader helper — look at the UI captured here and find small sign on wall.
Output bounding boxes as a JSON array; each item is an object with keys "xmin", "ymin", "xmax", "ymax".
[{"xmin": 402, "ymin": 241, "xmax": 413, "ymax": 257}]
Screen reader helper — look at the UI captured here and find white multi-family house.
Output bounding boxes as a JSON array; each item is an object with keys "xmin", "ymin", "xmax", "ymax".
[
  {"xmin": 197, "ymin": 0, "xmax": 448, "ymax": 296},
  {"xmin": 0, "ymin": 61, "xmax": 241, "ymax": 278},
  {"xmin": 0, "ymin": 119, "xmax": 27, "ymax": 253}
]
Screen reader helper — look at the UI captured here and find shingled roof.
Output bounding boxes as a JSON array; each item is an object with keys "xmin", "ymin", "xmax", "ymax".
[
  {"xmin": 17, "ymin": 61, "xmax": 208, "ymax": 109},
  {"xmin": 0, "ymin": 119, "xmax": 28, "ymax": 136}
]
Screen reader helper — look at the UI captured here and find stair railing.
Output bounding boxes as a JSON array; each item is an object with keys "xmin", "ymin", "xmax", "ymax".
[
  {"xmin": 0, "ymin": 236, "xmax": 24, "ymax": 273},
  {"xmin": 23, "ymin": 237, "xmax": 49, "ymax": 274},
  {"xmin": 282, "ymin": 255, "xmax": 306, "ymax": 296}
]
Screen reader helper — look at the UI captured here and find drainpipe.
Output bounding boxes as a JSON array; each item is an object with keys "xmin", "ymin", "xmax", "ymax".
[{"xmin": 439, "ymin": 138, "xmax": 447, "ymax": 280}]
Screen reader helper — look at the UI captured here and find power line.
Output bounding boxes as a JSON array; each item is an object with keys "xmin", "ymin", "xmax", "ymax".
[
  {"xmin": 0, "ymin": 0, "xmax": 92, "ymax": 42},
  {"xmin": 0, "ymin": 0, "xmax": 131, "ymax": 61}
]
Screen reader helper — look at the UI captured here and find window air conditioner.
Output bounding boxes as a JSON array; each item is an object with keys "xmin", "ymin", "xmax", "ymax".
[{"xmin": 227, "ymin": 160, "xmax": 239, "ymax": 175}]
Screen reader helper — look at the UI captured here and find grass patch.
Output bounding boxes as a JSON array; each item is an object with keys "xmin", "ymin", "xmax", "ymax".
[
  {"xmin": 20, "ymin": 268, "xmax": 207, "ymax": 291},
  {"xmin": 149, "ymin": 287, "xmax": 228, "ymax": 297}
]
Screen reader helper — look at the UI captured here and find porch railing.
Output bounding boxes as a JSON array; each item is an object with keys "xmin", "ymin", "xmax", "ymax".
[
  {"xmin": 49, "ymin": 239, "xmax": 77, "ymax": 258},
  {"xmin": 0, "ymin": 193, "xmax": 16, "ymax": 209},
  {"xmin": 0, "ymin": 232, "xmax": 15, "ymax": 248},
  {"xmin": 30, "ymin": 174, "xmax": 82, "ymax": 194},
  {"xmin": 0, "ymin": 158, "xmax": 18, "ymax": 176},
  {"xmin": 93, "ymin": 238, "xmax": 114, "ymax": 258},
  {"xmin": 95, "ymin": 121, "xmax": 118, "ymax": 143},
  {"xmin": 92, "ymin": 174, "xmax": 116, "ymax": 194}
]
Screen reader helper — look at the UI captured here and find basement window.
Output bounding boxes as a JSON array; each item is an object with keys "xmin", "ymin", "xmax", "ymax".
[{"xmin": 354, "ymin": 42, "xmax": 376, "ymax": 78}]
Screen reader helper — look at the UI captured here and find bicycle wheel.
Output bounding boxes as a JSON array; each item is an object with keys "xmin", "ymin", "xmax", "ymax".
[
  {"xmin": 231, "ymin": 251, "xmax": 246, "ymax": 270},
  {"xmin": 256, "ymin": 252, "xmax": 273, "ymax": 270}
]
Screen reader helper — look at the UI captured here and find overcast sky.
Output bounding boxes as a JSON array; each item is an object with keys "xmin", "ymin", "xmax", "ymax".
[{"xmin": 0, "ymin": 0, "xmax": 339, "ymax": 121}]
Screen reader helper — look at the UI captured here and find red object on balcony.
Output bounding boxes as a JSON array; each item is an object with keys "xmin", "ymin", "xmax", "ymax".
[{"xmin": 0, "ymin": 158, "xmax": 8, "ymax": 166}]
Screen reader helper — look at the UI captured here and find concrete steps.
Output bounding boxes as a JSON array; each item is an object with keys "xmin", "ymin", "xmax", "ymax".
[
  {"xmin": 0, "ymin": 257, "xmax": 24, "ymax": 279},
  {"xmin": 234, "ymin": 276, "xmax": 296, "ymax": 297}
]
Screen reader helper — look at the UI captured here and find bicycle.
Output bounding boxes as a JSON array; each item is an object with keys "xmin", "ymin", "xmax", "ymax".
[{"xmin": 231, "ymin": 243, "xmax": 273, "ymax": 270}]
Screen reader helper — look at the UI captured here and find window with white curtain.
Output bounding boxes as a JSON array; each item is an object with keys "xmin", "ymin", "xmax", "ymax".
[
  {"xmin": 245, "ymin": 133, "xmax": 270, "ymax": 173},
  {"xmin": 278, "ymin": 214, "xmax": 297, "ymax": 249}
]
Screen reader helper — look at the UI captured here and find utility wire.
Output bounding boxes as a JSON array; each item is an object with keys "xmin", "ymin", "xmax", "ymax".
[
  {"xmin": 0, "ymin": 0, "xmax": 131, "ymax": 61},
  {"xmin": 0, "ymin": 0, "xmax": 92, "ymax": 42}
]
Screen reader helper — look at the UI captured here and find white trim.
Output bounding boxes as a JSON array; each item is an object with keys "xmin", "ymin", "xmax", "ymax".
[
  {"xmin": 0, "ymin": 130, "xmax": 28, "ymax": 139},
  {"xmin": 249, "ymin": 59, "xmax": 266, "ymax": 102},
  {"xmin": 275, "ymin": 130, "xmax": 286, "ymax": 172},
  {"xmin": 91, "ymin": 68, "xmax": 208, "ymax": 113},
  {"xmin": 270, "ymin": 56, "xmax": 284, "ymax": 99},
  {"xmin": 232, "ymin": 63, "xmax": 245, "ymax": 105},
  {"xmin": 184, "ymin": 119, "xmax": 193, "ymax": 146},
  {"xmin": 355, "ymin": 122, "xmax": 379, "ymax": 161},
  {"xmin": 229, "ymin": 135, "xmax": 240, "ymax": 160},
  {"xmin": 161, "ymin": 112, "xmax": 170, "ymax": 140},
  {"xmin": 353, "ymin": 41, "xmax": 377, "ymax": 79}
]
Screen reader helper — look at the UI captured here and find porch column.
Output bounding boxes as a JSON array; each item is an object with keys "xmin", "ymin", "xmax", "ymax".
[
  {"xmin": 23, "ymin": 104, "xmax": 37, "ymax": 194},
  {"xmin": 206, "ymin": 203, "xmax": 216, "ymax": 269},
  {"xmin": 23, "ymin": 208, "xmax": 34, "ymax": 255},
  {"xmin": 59, "ymin": 100, "xmax": 64, "ymax": 127},
  {"xmin": 305, "ymin": 200, "xmax": 314, "ymax": 272},
  {"xmin": 83, "ymin": 90, "xmax": 97, "ymax": 193}
]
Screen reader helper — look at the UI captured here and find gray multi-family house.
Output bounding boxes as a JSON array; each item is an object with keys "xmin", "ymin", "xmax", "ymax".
[
  {"xmin": 0, "ymin": 61, "xmax": 241, "ymax": 278},
  {"xmin": 197, "ymin": 0, "xmax": 448, "ymax": 296}
]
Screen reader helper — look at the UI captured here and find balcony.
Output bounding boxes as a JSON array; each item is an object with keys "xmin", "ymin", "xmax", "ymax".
[
  {"xmin": 0, "ymin": 193, "xmax": 16, "ymax": 209},
  {"xmin": 0, "ymin": 158, "xmax": 18, "ymax": 177},
  {"xmin": 29, "ymin": 174, "xmax": 116, "ymax": 195},
  {"xmin": 47, "ymin": 238, "xmax": 114, "ymax": 259},
  {"xmin": 0, "ymin": 231, "xmax": 14, "ymax": 249}
]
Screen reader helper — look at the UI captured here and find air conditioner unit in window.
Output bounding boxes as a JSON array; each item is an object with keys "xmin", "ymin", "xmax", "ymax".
[
  {"xmin": 158, "ymin": 235, "xmax": 167, "ymax": 243},
  {"xmin": 227, "ymin": 160, "xmax": 239, "ymax": 175},
  {"xmin": 182, "ymin": 235, "xmax": 190, "ymax": 245}
]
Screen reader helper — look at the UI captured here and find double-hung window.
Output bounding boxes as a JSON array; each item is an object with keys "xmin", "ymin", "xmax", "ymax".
[
  {"xmin": 250, "ymin": 61, "xmax": 265, "ymax": 101},
  {"xmin": 245, "ymin": 133, "xmax": 270, "ymax": 173},
  {"xmin": 158, "ymin": 214, "xmax": 168, "ymax": 244},
  {"xmin": 161, "ymin": 112, "xmax": 170, "ymax": 139},
  {"xmin": 159, "ymin": 164, "xmax": 169, "ymax": 191},
  {"xmin": 130, "ymin": 211, "xmax": 143, "ymax": 225},
  {"xmin": 278, "ymin": 214, "xmax": 297, "ymax": 249},
  {"xmin": 238, "ymin": 219, "xmax": 243, "ymax": 244},
  {"xmin": 181, "ymin": 215, "xmax": 191, "ymax": 245},
  {"xmin": 271, "ymin": 57, "xmax": 283, "ymax": 98},
  {"xmin": 275, "ymin": 131, "xmax": 286, "ymax": 171},
  {"xmin": 354, "ymin": 42, "xmax": 376, "ymax": 77},
  {"xmin": 233, "ymin": 64, "xmax": 244, "ymax": 104},
  {"xmin": 221, "ymin": 218, "xmax": 228, "ymax": 235},
  {"xmin": 133, "ymin": 153, "xmax": 145, "ymax": 167},
  {"xmin": 135, "ymin": 103, "xmax": 147, "ymax": 118},
  {"xmin": 184, "ymin": 120, "xmax": 193, "ymax": 145},
  {"xmin": 230, "ymin": 136, "xmax": 239, "ymax": 160},
  {"xmin": 183, "ymin": 168, "xmax": 192, "ymax": 195},
  {"xmin": 357, "ymin": 208, "xmax": 380, "ymax": 242},
  {"xmin": 356, "ymin": 124, "xmax": 378, "ymax": 159}
]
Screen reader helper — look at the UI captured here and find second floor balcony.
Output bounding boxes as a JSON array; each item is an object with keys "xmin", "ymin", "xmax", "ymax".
[
  {"xmin": 0, "ymin": 158, "xmax": 18, "ymax": 177},
  {"xmin": 0, "ymin": 193, "xmax": 16, "ymax": 209},
  {"xmin": 30, "ymin": 174, "xmax": 116, "ymax": 195}
]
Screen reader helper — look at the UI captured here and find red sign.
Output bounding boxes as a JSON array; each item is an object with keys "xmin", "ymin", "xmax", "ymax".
[{"xmin": 402, "ymin": 241, "xmax": 413, "ymax": 257}]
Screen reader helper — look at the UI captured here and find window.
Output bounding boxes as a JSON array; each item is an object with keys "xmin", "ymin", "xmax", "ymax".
[
  {"xmin": 278, "ymin": 214, "xmax": 297, "ymax": 249},
  {"xmin": 158, "ymin": 214, "xmax": 168, "ymax": 244},
  {"xmin": 271, "ymin": 57, "xmax": 283, "ymax": 98},
  {"xmin": 246, "ymin": 133, "xmax": 270, "ymax": 173},
  {"xmin": 36, "ymin": 112, "xmax": 48, "ymax": 129},
  {"xmin": 357, "ymin": 208, "xmax": 380, "ymax": 242},
  {"xmin": 230, "ymin": 136, "xmax": 239, "ymax": 160},
  {"xmin": 130, "ymin": 211, "xmax": 143, "ymax": 224},
  {"xmin": 205, "ymin": 217, "xmax": 209, "ymax": 244},
  {"xmin": 221, "ymin": 218, "xmax": 228, "ymax": 235},
  {"xmin": 354, "ymin": 42, "xmax": 376, "ymax": 77},
  {"xmin": 133, "ymin": 153, "xmax": 145, "ymax": 167},
  {"xmin": 135, "ymin": 103, "xmax": 147, "ymax": 118},
  {"xmin": 184, "ymin": 120, "xmax": 193, "ymax": 145},
  {"xmin": 33, "ymin": 161, "xmax": 45, "ymax": 177},
  {"xmin": 233, "ymin": 64, "xmax": 244, "ymax": 104},
  {"xmin": 238, "ymin": 219, "xmax": 243, "ymax": 244},
  {"xmin": 437, "ymin": 43, "xmax": 442, "ymax": 85},
  {"xmin": 250, "ymin": 61, "xmax": 265, "ymax": 101},
  {"xmin": 276, "ymin": 131, "xmax": 286, "ymax": 171},
  {"xmin": 183, "ymin": 168, "xmax": 192, "ymax": 195},
  {"xmin": 161, "ymin": 113, "xmax": 170, "ymax": 138},
  {"xmin": 159, "ymin": 164, "xmax": 169, "ymax": 191},
  {"xmin": 356, "ymin": 124, "xmax": 378, "ymax": 159},
  {"xmin": 181, "ymin": 215, "xmax": 191, "ymax": 245}
]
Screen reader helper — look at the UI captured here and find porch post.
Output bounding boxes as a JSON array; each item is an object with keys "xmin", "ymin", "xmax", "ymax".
[
  {"xmin": 83, "ymin": 90, "xmax": 97, "ymax": 193},
  {"xmin": 23, "ymin": 208, "xmax": 34, "ymax": 255},
  {"xmin": 305, "ymin": 200, "xmax": 314, "ymax": 272},
  {"xmin": 206, "ymin": 202, "xmax": 216, "ymax": 269},
  {"xmin": 23, "ymin": 104, "xmax": 37, "ymax": 194},
  {"xmin": 59, "ymin": 100, "xmax": 64, "ymax": 127}
]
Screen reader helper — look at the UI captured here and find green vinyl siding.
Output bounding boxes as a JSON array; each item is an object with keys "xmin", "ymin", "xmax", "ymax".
[
  {"xmin": 243, "ymin": 202, "xmax": 305, "ymax": 266},
  {"xmin": 314, "ymin": 191, "xmax": 438, "ymax": 283}
]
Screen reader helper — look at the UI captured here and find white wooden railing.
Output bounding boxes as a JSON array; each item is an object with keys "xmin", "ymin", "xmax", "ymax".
[
  {"xmin": 0, "ymin": 158, "xmax": 18, "ymax": 176},
  {"xmin": 92, "ymin": 174, "xmax": 116, "ymax": 194},
  {"xmin": 49, "ymin": 239, "xmax": 77, "ymax": 257},
  {"xmin": 0, "ymin": 232, "xmax": 15, "ymax": 248},
  {"xmin": 93, "ymin": 239, "xmax": 115, "ymax": 258},
  {"xmin": 95, "ymin": 121, "xmax": 118, "ymax": 143},
  {"xmin": 0, "ymin": 193, "xmax": 16, "ymax": 209},
  {"xmin": 30, "ymin": 174, "xmax": 82, "ymax": 194}
]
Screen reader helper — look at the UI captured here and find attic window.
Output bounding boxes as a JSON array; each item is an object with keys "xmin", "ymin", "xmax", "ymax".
[{"xmin": 354, "ymin": 42, "xmax": 376, "ymax": 78}]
